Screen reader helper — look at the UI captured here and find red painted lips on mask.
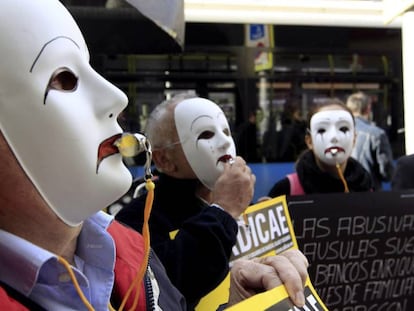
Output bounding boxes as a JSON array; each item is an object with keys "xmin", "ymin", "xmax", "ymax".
[
  {"xmin": 325, "ymin": 146, "xmax": 345, "ymax": 156},
  {"xmin": 217, "ymin": 154, "xmax": 233, "ymax": 165},
  {"xmin": 96, "ymin": 133, "xmax": 122, "ymax": 173}
]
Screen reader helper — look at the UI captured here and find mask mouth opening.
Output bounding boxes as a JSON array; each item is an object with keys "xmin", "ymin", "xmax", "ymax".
[
  {"xmin": 96, "ymin": 133, "xmax": 122, "ymax": 173},
  {"xmin": 324, "ymin": 146, "xmax": 345, "ymax": 156},
  {"xmin": 217, "ymin": 154, "xmax": 233, "ymax": 165}
]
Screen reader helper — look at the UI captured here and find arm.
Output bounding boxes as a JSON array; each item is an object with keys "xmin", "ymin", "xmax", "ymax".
[{"xmin": 117, "ymin": 194, "xmax": 239, "ymax": 309}]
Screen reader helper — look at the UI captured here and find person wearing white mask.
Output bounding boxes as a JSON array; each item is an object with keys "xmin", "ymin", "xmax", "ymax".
[
  {"xmin": 268, "ymin": 98, "xmax": 372, "ymax": 197},
  {"xmin": 116, "ymin": 93, "xmax": 308, "ymax": 309},
  {"xmin": 0, "ymin": 1, "xmax": 309, "ymax": 310},
  {"xmin": 0, "ymin": 0, "xmax": 189, "ymax": 309},
  {"xmin": 116, "ymin": 93, "xmax": 255, "ymax": 309}
]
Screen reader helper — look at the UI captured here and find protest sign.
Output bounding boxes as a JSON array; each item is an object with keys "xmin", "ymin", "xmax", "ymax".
[
  {"xmin": 288, "ymin": 191, "xmax": 414, "ymax": 311},
  {"xmin": 196, "ymin": 196, "xmax": 327, "ymax": 311}
]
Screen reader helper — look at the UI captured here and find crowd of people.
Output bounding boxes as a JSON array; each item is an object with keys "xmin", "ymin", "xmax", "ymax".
[{"xmin": 1, "ymin": 0, "xmax": 411, "ymax": 310}]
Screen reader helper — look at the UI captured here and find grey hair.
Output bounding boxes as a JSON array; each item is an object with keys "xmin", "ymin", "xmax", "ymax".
[{"xmin": 145, "ymin": 92, "xmax": 197, "ymax": 149}]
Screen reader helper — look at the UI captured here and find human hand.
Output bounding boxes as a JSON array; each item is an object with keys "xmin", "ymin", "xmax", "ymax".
[
  {"xmin": 211, "ymin": 156, "xmax": 255, "ymax": 219},
  {"xmin": 227, "ymin": 249, "xmax": 309, "ymax": 308}
]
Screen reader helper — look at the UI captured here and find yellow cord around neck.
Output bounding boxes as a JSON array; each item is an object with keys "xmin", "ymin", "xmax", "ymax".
[
  {"xmin": 57, "ymin": 179, "xmax": 155, "ymax": 311},
  {"xmin": 57, "ymin": 256, "xmax": 95, "ymax": 311},
  {"xmin": 336, "ymin": 163, "xmax": 350, "ymax": 193},
  {"xmin": 118, "ymin": 179, "xmax": 154, "ymax": 311}
]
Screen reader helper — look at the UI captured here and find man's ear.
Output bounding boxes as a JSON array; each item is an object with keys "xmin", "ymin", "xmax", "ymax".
[
  {"xmin": 305, "ymin": 133, "xmax": 313, "ymax": 149},
  {"xmin": 152, "ymin": 149, "xmax": 176, "ymax": 174}
]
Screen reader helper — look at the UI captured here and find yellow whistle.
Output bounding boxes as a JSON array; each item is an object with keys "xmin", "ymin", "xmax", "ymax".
[{"xmin": 114, "ymin": 133, "xmax": 147, "ymax": 158}]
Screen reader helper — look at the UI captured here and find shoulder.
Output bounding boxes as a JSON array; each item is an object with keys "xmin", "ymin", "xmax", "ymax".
[
  {"xmin": 395, "ymin": 155, "xmax": 414, "ymax": 173},
  {"xmin": 114, "ymin": 194, "xmax": 146, "ymax": 228},
  {"xmin": 108, "ymin": 221, "xmax": 145, "ymax": 265},
  {"xmin": 392, "ymin": 155, "xmax": 414, "ymax": 190},
  {"xmin": 268, "ymin": 177, "xmax": 290, "ymax": 197},
  {"xmin": 396, "ymin": 154, "xmax": 414, "ymax": 165}
]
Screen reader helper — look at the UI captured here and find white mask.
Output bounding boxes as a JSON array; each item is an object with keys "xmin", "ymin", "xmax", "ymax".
[
  {"xmin": 174, "ymin": 98, "xmax": 236, "ymax": 190},
  {"xmin": 310, "ymin": 110, "xmax": 354, "ymax": 166},
  {"xmin": 0, "ymin": 0, "xmax": 132, "ymax": 226}
]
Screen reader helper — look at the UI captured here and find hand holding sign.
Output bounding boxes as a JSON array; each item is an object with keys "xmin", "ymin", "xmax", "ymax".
[{"xmin": 227, "ymin": 249, "xmax": 309, "ymax": 308}]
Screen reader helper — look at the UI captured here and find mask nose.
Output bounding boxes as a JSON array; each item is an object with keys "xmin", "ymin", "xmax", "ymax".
[
  {"xmin": 327, "ymin": 127, "xmax": 339, "ymax": 144},
  {"xmin": 91, "ymin": 69, "xmax": 128, "ymax": 120},
  {"xmin": 217, "ymin": 131, "xmax": 233, "ymax": 151}
]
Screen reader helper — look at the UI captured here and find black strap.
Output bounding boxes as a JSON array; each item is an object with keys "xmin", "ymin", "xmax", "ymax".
[{"xmin": 0, "ymin": 282, "xmax": 46, "ymax": 311}]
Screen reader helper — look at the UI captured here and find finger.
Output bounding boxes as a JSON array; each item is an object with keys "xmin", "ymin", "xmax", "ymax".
[
  {"xmin": 232, "ymin": 156, "xmax": 246, "ymax": 167},
  {"xmin": 231, "ymin": 259, "xmax": 277, "ymax": 296},
  {"xmin": 228, "ymin": 259, "xmax": 284, "ymax": 307},
  {"xmin": 220, "ymin": 159, "xmax": 233, "ymax": 173},
  {"xmin": 259, "ymin": 254, "xmax": 307, "ymax": 307},
  {"xmin": 281, "ymin": 249, "xmax": 309, "ymax": 285}
]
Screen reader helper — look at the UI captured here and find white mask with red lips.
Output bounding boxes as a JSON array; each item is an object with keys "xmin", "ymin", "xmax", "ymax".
[
  {"xmin": 310, "ymin": 110, "xmax": 354, "ymax": 166},
  {"xmin": 0, "ymin": 0, "xmax": 131, "ymax": 226},
  {"xmin": 174, "ymin": 98, "xmax": 236, "ymax": 190}
]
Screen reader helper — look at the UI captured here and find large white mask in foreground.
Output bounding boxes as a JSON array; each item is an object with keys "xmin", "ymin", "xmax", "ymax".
[
  {"xmin": 174, "ymin": 98, "xmax": 236, "ymax": 190},
  {"xmin": 310, "ymin": 110, "xmax": 354, "ymax": 166},
  {"xmin": 0, "ymin": 0, "xmax": 132, "ymax": 226}
]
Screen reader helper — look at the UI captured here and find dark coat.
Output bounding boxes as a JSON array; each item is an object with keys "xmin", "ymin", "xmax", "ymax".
[
  {"xmin": 268, "ymin": 150, "xmax": 373, "ymax": 197},
  {"xmin": 391, "ymin": 154, "xmax": 414, "ymax": 191},
  {"xmin": 115, "ymin": 173, "xmax": 238, "ymax": 310}
]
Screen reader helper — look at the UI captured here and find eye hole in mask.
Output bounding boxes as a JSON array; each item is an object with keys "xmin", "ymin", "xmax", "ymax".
[
  {"xmin": 198, "ymin": 130, "xmax": 214, "ymax": 140},
  {"xmin": 44, "ymin": 67, "xmax": 78, "ymax": 104},
  {"xmin": 48, "ymin": 67, "xmax": 78, "ymax": 91}
]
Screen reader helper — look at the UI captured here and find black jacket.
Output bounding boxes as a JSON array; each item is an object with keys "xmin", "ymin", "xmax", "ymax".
[
  {"xmin": 115, "ymin": 173, "xmax": 238, "ymax": 310},
  {"xmin": 268, "ymin": 150, "xmax": 373, "ymax": 197},
  {"xmin": 391, "ymin": 154, "xmax": 414, "ymax": 190}
]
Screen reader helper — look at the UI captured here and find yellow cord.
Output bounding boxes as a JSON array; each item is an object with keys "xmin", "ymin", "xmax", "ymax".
[
  {"xmin": 336, "ymin": 163, "xmax": 350, "ymax": 193},
  {"xmin": 57, "ymin": 256, "xmax": 95, "ymax": 311},
  {"xmin": 118, "ymin": 179, "xmax": 154, "ymax": 311},
  {"xmin": 57, "ymin": 179, "xmax": 155, "ymax": 311}
]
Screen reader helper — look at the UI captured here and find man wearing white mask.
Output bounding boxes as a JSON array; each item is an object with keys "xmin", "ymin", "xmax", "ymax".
[
  {"xmin": 0, "ymin": 0, "xmax": 189, "ymax": 309},
  {"xmin": 116, "ymin": 93, "xmax": 308, "ymax": 309},
  {"xmin": 0, "ymin": 1, "xmax": 308, "ymax": 310}
]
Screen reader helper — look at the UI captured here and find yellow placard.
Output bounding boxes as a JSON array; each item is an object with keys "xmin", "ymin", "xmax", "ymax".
[{"xmin": 196, "ymin": 196, "xmax": 304, "ymax": 311}]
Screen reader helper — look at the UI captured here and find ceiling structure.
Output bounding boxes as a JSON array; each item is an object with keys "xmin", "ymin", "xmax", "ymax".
[
  {"xmin": 64, "ymin": 0, "xmax": 413, "ymax": 29},
  {"xmin": 63, "ymin": 0, "xmax": 411, "ymax": 54},
  {"xmin": 183, "ymin": 0, "xmax": 412, "ymax": 28}
]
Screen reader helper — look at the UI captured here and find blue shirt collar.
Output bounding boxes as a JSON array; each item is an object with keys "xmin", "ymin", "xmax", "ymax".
[{"xmin": 0, "ymin": 211, "xmax": 116, "ymax": 309}]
